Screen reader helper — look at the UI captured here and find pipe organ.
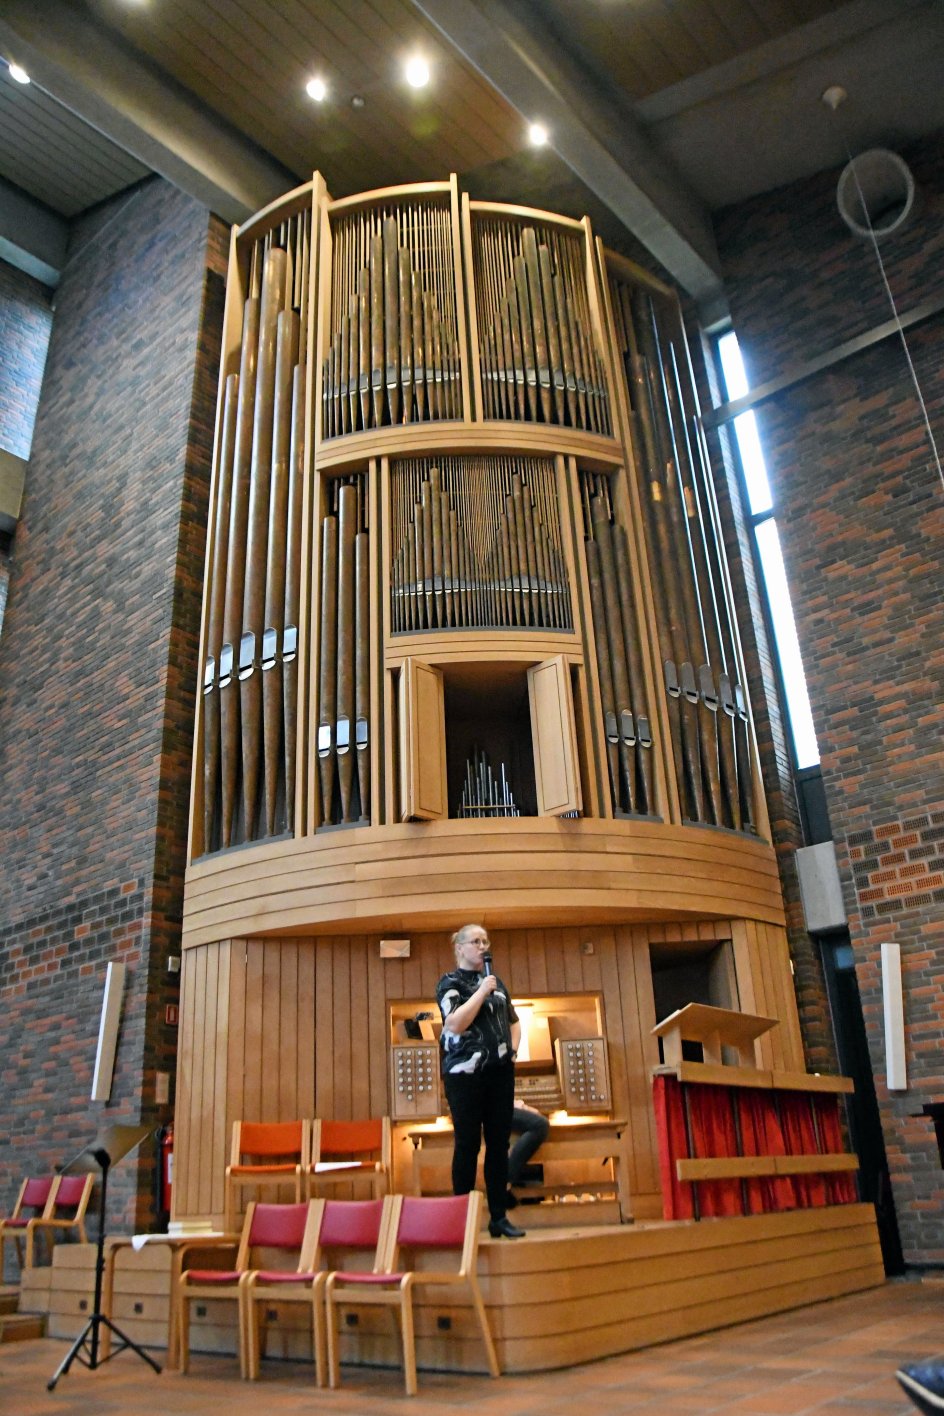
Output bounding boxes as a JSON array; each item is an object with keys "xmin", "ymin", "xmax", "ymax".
[
  {"xmin": 179, "ymin": 174, "xmax": 797, "ymax": 1231},
  {"xmin": 190, "ymin": 175, "xmax": 765, "ymax": 854}
]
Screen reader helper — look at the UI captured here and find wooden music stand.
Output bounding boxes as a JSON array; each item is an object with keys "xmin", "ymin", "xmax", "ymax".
[{"xmin": 47, "ymin": 1123, "xmax": 161, "ymax": 1390}]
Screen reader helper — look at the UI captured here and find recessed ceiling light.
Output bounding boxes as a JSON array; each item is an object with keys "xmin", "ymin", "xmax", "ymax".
[
  {"xmin": 306, "ymin": 77, "xmax": 327, "ymax": 102},
  {"xmin": 350, "ymin": 94, "xmax": 366, "ymax": 110},
  {"xmin": 528, "ymin": 122, "xmax": 549, "ymax": 148},
  {"xmin": 405, "ymin": 56, "xmax": 430, "ymax": 89},
  {"xmin": 8, "ymin": 62, "xmax": 30, "ymax": 85}
]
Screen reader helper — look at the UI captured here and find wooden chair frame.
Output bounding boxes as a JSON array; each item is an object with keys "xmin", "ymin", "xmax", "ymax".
[
  {"xmin": 325, "ymin": 1190, "xmax": 499, "ymax": 1396},
  {"xmin": 224, "ymin": 1119, "xmax": 311, "ymax": 1231},
  {"xmin": 243, "ymin": 1196, "xmax": 388, "ymax": 1385},
  {"xmin": 177, "ymin": 1200, "xmax": 321, "ymax": 1378},
  {"xmin": 0, "ymin": 1176, "xmax": 58, "ymax": 1273},
  {"xmin": 308, "ymin": 1117, "xmax": 391, "ymax": 1200},
  {"xmin": 23, "ymin": 1173, "xmax": 94, "ymax": 1266}
]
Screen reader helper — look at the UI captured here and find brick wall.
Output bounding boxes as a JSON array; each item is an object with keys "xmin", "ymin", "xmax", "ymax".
[
  {"xmin": 0, "ymin": 178, "xmax": 227, "ymax": 1256},
  {"xmin": 714, "ymin": 131, "xmax": 944, "ymax": 1263},
  {"xmin": 0, "ymin": 259, "xmax": 53, "ymax": 461}
]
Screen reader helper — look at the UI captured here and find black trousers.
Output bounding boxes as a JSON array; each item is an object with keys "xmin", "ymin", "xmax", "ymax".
[
  {"xmin": 443, "ymin": 1063, "xmax": 515, "ymax": 1222},
  {"xmin": 508, "ymin": 1107, "xmax": 550, "ymax": 1186}
]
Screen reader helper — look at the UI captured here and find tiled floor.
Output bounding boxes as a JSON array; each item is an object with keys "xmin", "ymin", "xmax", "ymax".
[{"xmin": 1, "ymin": 1279, "xmax": 940, "ymax": 1415}]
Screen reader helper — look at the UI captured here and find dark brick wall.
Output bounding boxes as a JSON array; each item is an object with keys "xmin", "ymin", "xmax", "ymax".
[
  {"xmin": 0, "ymin": 259, "xmax": 53, "ymax": 461},
  {"xmin": 0, "ymin": 178, "xmax": 227, "ymax": 1257},
  {"xmin": 714, "ymin": 131, "xmax": 944, "ymax": 1264}
]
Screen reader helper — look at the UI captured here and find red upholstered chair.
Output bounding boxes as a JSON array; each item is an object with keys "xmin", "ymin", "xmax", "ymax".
[
  {"xmin": 308, "ymin": 1118, "xmax": 391, "ymax": 1200},
  {"xmin": 325, "ymin": 1190, "xmax": 499, "ymax": 1397},
  {"xmin": 177, "ymin": 1201, "xmax": 319, "ymax": 1378},
  {"xmin": 243, "ymin": 1196, "xmax": 387, "ymax": 1385},
  {"xmin": 224, "ymin": 1119, "xmax": 310, "ymax": 1230},
  {"xmin": 24, "ymin": 1173, "xmax": 94, "ymax": 1266},
  {"xmin": 0, "ymin": 1176, "xmax": 57, "ymax": 1274}
]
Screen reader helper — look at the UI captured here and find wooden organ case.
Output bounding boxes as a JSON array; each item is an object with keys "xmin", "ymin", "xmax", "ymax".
[{"xmin": 178, "ymin": 173, "xmax": 809, "ymax": 1236}]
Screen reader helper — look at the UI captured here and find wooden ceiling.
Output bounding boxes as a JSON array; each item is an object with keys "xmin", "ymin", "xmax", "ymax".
[
  {"xmin": 81, "ymin": 0, "xmax": 523, "ymax": 198},
  {"xmin": 1, "ymin": 0, "xmax": 943, "ymax": 305}
]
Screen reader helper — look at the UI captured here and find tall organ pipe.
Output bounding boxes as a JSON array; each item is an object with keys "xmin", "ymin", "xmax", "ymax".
[
  {"xmin": 203, "ymin": 372, "xmax": 238, "ymax": 852},
  {"xmin": 335, "ymin": 484, "xmax": 357, "ymax": 823},
  {"xmin": 220, "ymin": 277, "xmax": 261, "ymax": 847},
  {"xmin": 282, "ymin": 364, "xmax": 305, "ymax": 832},
  {"xmin": 262, "ymin": 307, "xmax": 298, "ymax": 836},
  {"xmin": 239, "ymin": 247, "xmax": 287, "ymax": 837}
]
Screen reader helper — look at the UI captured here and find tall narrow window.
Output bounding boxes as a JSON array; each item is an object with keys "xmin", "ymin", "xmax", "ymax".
[{"xmin": 716, "ymin": 332, "xmax": 820, "ymax": 770}]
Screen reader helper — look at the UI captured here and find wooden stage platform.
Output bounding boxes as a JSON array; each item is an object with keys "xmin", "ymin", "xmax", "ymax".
[{"xmin": 19, "ymin": 1203, "xmax": 883, "ymax": 1375}]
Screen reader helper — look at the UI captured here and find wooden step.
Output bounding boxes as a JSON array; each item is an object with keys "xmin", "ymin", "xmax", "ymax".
[
  {"xmin": 0, "ymin": 1312, "xmax": 46, "ymax": 1343},
  {"xmin": 0, "ymin": 1289, "xmax": 20, "ymax": 1316}
]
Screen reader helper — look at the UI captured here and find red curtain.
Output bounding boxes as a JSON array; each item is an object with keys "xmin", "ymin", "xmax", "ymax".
[
  {"xmin": 652, "ymin": 1079, "xmax": 858, "ymax": 1219},
  {"xmin": 687, "ymin": 1083, "xmax": 742, "ymax": 1217},
  {"xmin": 652, "ymin": 1074, "xmax": 693, "ymax": 1220},
  {"xmin": 778, "ymin": 1092, "xmax": 828, "ymax": 1207},
  {"xmin": 814, "ymin": 1094, "xmax": 859, "ymax": 1203},
  {"xmin": 736, "ymin": 1089, "xmax": 794, "ymax": 1213}
]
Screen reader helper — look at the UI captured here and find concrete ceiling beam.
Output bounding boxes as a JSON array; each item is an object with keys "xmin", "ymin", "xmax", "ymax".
[
  {"xmin": 0, "ymin": 0, "xmax": 294, "ymax": 225},
  {"xmin": 411, "ymin": 0, "xmax": 726, "ymax": 316},
  {"xmin": 0, "ymin": 178, "xmax": 67, "ymax": 287}
]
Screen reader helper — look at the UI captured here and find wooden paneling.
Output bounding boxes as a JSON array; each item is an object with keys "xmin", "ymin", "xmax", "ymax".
[
  {"xmin": 398, "ymin": 657, "xmax": 448, "ymax": 820},
  {"xmin": 172, "ymin": 910, "xmax": 810, "ymax": 1225},
  {"xmin": 40, "ymin": 1204, "xmax": 884, "ymax": 1372},
  {"xmin": 528, "ymin": 655, "xmax": 582, "ymax": 816},
  {"xmin": 182, "ymin": 817, "xmax": 785, "ymax": 946}
]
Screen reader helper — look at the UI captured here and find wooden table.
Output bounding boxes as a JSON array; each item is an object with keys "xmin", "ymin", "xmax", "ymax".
[{"xmin": 102, "ymin": 1231, "xmax": 238, "ymax": 1367}]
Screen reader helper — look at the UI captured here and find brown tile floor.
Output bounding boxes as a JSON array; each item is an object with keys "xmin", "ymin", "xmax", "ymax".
[{"xmin": 1, "ymin": 1279, "xmax": 940, "ymax": 1415}]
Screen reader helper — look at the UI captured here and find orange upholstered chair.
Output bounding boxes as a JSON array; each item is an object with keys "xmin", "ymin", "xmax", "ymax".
[
  {"xmin": 0, "ymin": 1176, "xmax": 57, "ymax": 1273},
  {"xmin": 325, "ymin": 1190, "xmax": 499, "ymax": 1396},
  {"xmin": 243, "ymin": 1196, "xmax": 386, "ymax": 1385},
  {"xmin": 24, "ymin": 1173, "xmax": 94, "ymax": 1266},
  {"xmin": 177, "ymin": 1200, "xmax": 320, "ymax": 1378},
  {"xmin": 308, "ymin": 1118, "xmax": 391, "ymax": 1200},
  {"xmin": 224, "ymin": 1119, "xmax": 310, "ymax": 1230}
]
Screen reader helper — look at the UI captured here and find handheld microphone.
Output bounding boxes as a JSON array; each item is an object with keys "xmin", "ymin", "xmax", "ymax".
[{"xmin": 482, "ymin": 952, "xmax": 493, "ymax": 977}]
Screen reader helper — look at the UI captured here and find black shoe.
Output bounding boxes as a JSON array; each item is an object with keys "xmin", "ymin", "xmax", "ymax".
[
  {"xmin": 489, "ymin": 1216, "xmax": 525, "ymax": 1239},
  {"xmin": 505, "ymin": 1188, "xmax": 519, "ymax": 1209}
]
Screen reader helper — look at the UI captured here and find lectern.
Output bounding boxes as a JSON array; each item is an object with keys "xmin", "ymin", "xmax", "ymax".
[{"xmin": 47, "ymin": 1123, "xmax": 161, "ymax": 1390}]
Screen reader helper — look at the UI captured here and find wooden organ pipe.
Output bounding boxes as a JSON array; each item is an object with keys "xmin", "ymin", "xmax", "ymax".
[
  {"xmin": 282, "ymin": 364, "xmax": 305, "ymax": 831},
  {"xmin": 335, "ymin": 484, "xmax": 357, "ymax": 822},
  {"xmin": 202, "ymin": 372, "xmax": 238, "ymax": 852},
  {"xmin": 261, "ymin": 306, "xmax": 299, "ymax": 837},
  {"xmin": 620, "ymin": 285, "xmax": 704, "ymax": 824},
  {"xmin": 354, "ymin": 526, "xmax": 370, "ymax": 822},
  {"xmin": 642, "ymin": 297, "xmax": 724, "ymax": 828},
  {"xmin": 199, "ymin": 209, "xmax": 312, "ymax": 855},
  {"xmin": 323, "ymin": 200, "xmax": 460, "ymax": 436},
  {"xmin": 239, "ymin": 246, "xmax": 287, "ymax": 837},
  {"xmin": 473, "ymin": 219, "xmax": 610, "ymax": 435},
  {"xmin": 578, "ymin": 475, "xmax": 654, "ymax": 817},
  {"xmin": 662, "ymin": 344, "xmax": 741, "ymax": 831},
  {"xmin": 317, "ymin": 512, "xmax": 338, "ymax": 826},
  {"xmin": 219, "ymin": 265, "xmax": 261, "ymax": 848},
  {"xmin": 390, "ymin": 457, "xmax": 571, "ymax": 634},
  {"xmin": 316, "ymin": 476, "xmax": 370, "ymax": 828}
]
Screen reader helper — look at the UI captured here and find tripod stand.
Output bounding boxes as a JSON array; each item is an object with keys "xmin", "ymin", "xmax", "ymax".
[{"xmin": 47, "ymin": 1123, "xmax": 162, "ymax": 1390}]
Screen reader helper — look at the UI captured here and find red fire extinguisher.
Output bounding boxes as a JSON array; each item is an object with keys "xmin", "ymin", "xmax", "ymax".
[{"xmin": 158, "ymin": 1123, "xmax": 174, "ymax": 1220}]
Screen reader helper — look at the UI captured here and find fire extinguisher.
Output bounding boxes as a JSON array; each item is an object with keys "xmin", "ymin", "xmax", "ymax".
[{"xmin": 157, "ymin": 1123, "xmax": 174, "ymax": 1224}]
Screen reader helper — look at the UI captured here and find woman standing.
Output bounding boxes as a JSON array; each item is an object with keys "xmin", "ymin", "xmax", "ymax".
[{"xmin": 436, "ymin": 924, "xmax": 525, "ymax": 1238}]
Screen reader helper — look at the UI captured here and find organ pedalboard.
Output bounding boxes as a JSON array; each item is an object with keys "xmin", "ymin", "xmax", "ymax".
[
  {"xmin": 554, "ymin": 1036, "xmax": 611, "ymax": 1112},
  {"xmin": 391, "ymin": 1043, "xmax": 441, "ymax": 1120}
]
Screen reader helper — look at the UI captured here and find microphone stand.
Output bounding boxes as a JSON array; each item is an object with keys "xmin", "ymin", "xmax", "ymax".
[{"xmin": 47, "ymin": 1124, "xmax": 162, "ymax": 1390}]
